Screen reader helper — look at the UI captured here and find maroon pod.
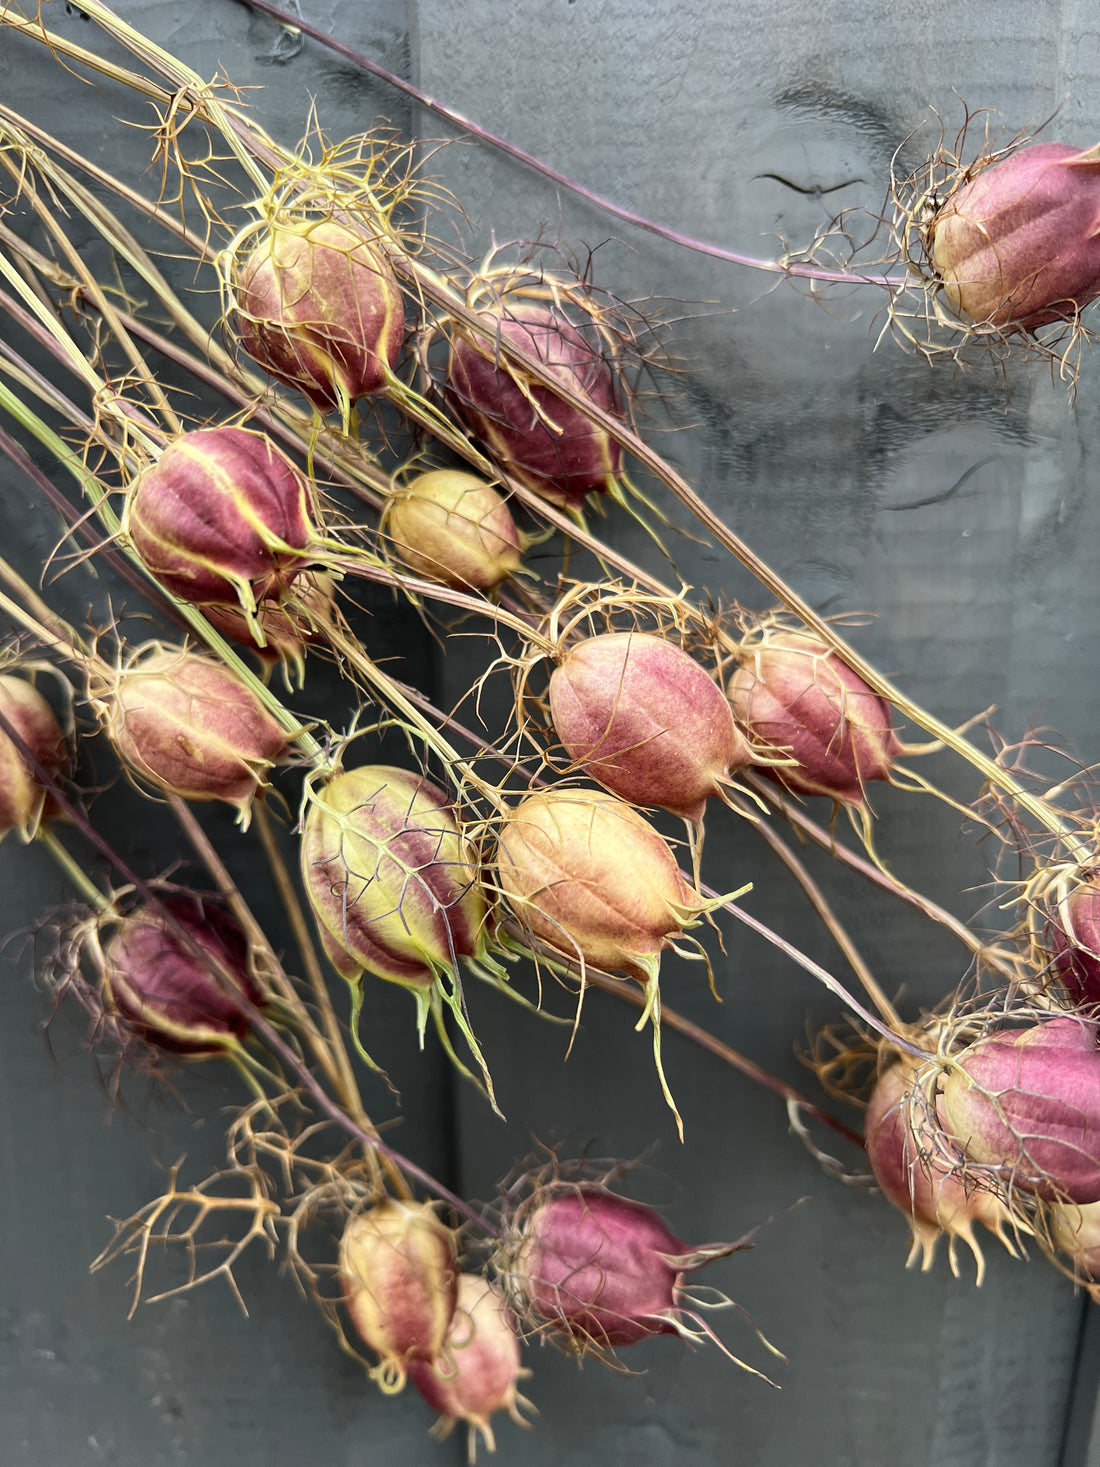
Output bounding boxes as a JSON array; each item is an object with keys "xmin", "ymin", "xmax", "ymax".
[
  {"xmin": 930, "ymin": 142, "xmax": 1100, "ymax": 331},
  {"xmin": 500, "ymin": 1183, "xmax": 743, "ymax": 1354},
  {"xmin": 939, "ymin": 1016, "xmax": 1100, "ymax": 1203},
  {"xmin": 235, "ymin": 218, "xmax": 406, "ymax": 416},
  {"xmin": 126, "ymin": 428, "xmax": 316, "ymax": 616},
  {"xmin": 102, "ymin": 895, "xmax": 260, "ymax": 1054},
  {"xmin": 447, "ymin": 302, "xmax": 621, "ymax": 509},
  {"xmin": 1051, "ymin": 870, "xmax": 1100, "ymax": 1008},
  {"xmin": 549, "ymin": 631, "xmax": 751, "ymax": 822},
  {"xmin": 727, "ymin": 628, "xmax": 901, "ymax": 806}
]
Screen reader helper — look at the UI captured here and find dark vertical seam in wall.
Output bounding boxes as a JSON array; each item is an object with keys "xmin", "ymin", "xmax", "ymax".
[{"xmin": 1056, "ymin": 1296, "xmax": 1099, "ymax": 1466}]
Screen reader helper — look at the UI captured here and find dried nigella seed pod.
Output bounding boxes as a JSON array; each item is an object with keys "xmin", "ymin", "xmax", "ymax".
[
  {"xmin": 494, "ymin": 787, "xmax": 705, "ymax": 984},
  {"xmin": 234, "ymin": 217, "xmax": 406, "ymax": 419},
  {"xmin": 101, "ymin": 894, "xmax": 261, "ymax": 1055},
  {"xmin": 339, "ymin": 1199, "xmax": 459, "ymax": 1393},
  {"xmin": 928, "ymin": 141, "xmax": 1100, "ymax": 331},
  {"xmin": 301, "ymin": 764, "xmax": 489, "ymax": 992},
  {"xmin": 124, "ymin": 426, "xmax": 317, "ymax": 624},
  {"xmin": 447, "ymin": 301, "xmax": 622, "ymax": 509},
  {"xmin": 864, "ymin": 1056, "xmax": 1017, "ymax": 1283},
  {"xmin": 0, "ymin": 673, "xmax": 67, "ymax": 841},
  {"xmin": 727, "ymin": 625, "xmax": 901, "ymax": 807},
  {"xmin": 1046, "ymin": 1199, "xmax": 1100, "ymax": 1282},
  {"xmin": 92, "ymin": 644, "xmax": 290, "ymax": 824},
  {"xmin": 548, "ymin": 631, "xmax": 751, "ymax": 823},
  {"xmin": 408, "ymin": 1274, "xmax": 532, "ymax": 1457},
  {"xmin": 382, "ymin": 469, "xmax": 524, "ymax": 592},
  {"xmin": 938, "ymin": 1016, "xmax": 1100, "ymax": 1204},
  {"xmin": 497, "ymin": 1181, "xmax": 760, "ymax": 1366}
]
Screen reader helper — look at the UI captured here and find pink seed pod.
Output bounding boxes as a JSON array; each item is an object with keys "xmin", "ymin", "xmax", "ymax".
[
  {"xmin": 929, "ymin": 142, "xmax": 1100, "ymax": 331},
  {"xmin": 0, "ymin": 673, "xmax": 67, "ymax": 841},
  {"xmin": 548, "ymin": 631, "xmax": 751, "ymax": 823},
  {"xmin": 1050, "ymin": 869, "xmax": 1100, "ymax": 1009},
  {"xmin": 94, "ymin": 645, "xmax": 289, "ymax": 822},
  {"xmin": 125, "ymin": 427, "xmax": 316, "ymax": 619},
  {"xmin": 339, "ymin": 1200, "xmax": 459, "ymax": 1393},
  {"xmin": 494, "ymin": 787, "xmax": 702, "ymax": 982},
  {"xmin": 102, "ymin": 894, "xmax": 261, "ymax": 1055},
  {"xmin": 301, "ymin": 765, "xmax": 489, "ymax": 991},
  {"xmin": 499, "ymin": 1183, "xmax": 747, "ymax": 1356},
  {"xmin": 727, "ymin": 627, "xmax": 901, "ymax": 806},
  {"xmin": 383, "ymin": 470, "xmax": 524, "ymax": 592},
  {"xmin": 447, "ymin": 302, "xmax": 622, "ymax": 509},
  {"xmin": 408, "ymin": 1274, "xmax": 532, "ymax": 1457},
  {"xmin": 234, "ymin": 218, "xmax": 406, "ymax": 416},
  {"xmin": 939, "ymin": 1016, "xmax": 1100, "ymax": 1204},
  {"xmin": 864, "ymin": 1058, "xmax": 1016, "ymax": 1283},
  {"xmin": 1047, "ymin": 1199, "xmax": 1100, "ymax": 1280}
]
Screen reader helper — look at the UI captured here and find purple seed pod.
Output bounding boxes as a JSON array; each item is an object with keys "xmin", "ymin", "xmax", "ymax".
[
  {"xmin": 548, "ymin": 631, "xmax": 752, "ymax": 823},
  {"xmin": 939, "ymin": 1016, "xmax": 1100, "ymax": 1204},
  {"xmin": 408, "ymin": 1274, "xmax": 532, "ymax": 1456},
  {"xmin": 94, "ymin": 645, "xmax": 289, "ymax": 822},
  {"xmin": 235, "ymin": 218, "xmax": 406, "ymax": 415},
  {"xmin": 102, "ymin": 894, "xmax": 260, "ymax": 1055},
  {"xmin": 1050, "ymin": 870, "xmax": 1100, "ymax": 1009},
  {"xmin": 300, "ymin": 765, "xmax": 489, "ymax": 991},
  {"xmin": 498, "ymin": 1182, "xmax": 746, "ymax": 1355},
  {"xmin": 339, "ymin": 1200, "xmax": 459, "ymax": 1393},
  {"xmin": 727, "ymin": 627, "xmax": 901, "ymax": 806},
  {"xmin": 383, "ymin": 470, "xmax": 524, "ymax": 592},
  {"xmin": 447, "ymin": 302, "xmax": 622, "ymax": 509},
  {"xmin": 0, "ymin": 673, "xmax": 67, "ymax": 841},
  {"xmin": 864, "ymin": 1058, "xmax": 1015, "ymax": 1282},
  {"xmin": 929, "ymin": 141, "xmax": 1100, "ymax": 331},
  {"xmin": 125, "ymin": 427, "xmax": 316, "ymax": 617}
]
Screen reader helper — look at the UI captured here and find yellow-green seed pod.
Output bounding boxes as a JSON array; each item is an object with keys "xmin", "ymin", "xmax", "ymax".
[
  {"xmin": 383, "ymin": 470, "xmax": 523, "ymax": 592},
  {"xmin": 301, "ymin": 765, "xmax": 488, "ymax": 990}
]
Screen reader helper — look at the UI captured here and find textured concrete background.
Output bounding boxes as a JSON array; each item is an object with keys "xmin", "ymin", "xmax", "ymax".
[{"xmin": 3, "ymin": 0, "xmax": 1100, "ymax": 1463}]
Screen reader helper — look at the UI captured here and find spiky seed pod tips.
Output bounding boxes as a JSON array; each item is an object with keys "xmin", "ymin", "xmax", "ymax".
[
  {"xmin": 101, "ymin": 894, "xmax": 261, "ymax": 1055},
  {"xmin": 383, "ymin": 470, "xmax": 524, "ymax": 592},
  {"xmin": 408, "ymin": 1275, "xmax": 532, "ymax": 1458},
  {"xmin": 0, "ymin": 673, "xmax": 67, "ymax": 841},
  {"xmin": 447, "ymin": 302, "xmax": 622, "ymax": 510},
  {"xmin": 864, "ymin": 1057, "xmax": 1017, "ymax": 1283},
  {"xmin": 548, "ymin": 631, "xmax": 751, "ymax": 822},
  {"xmin": 339, "ymin": 1200, "xmax": 459, "ymax": 1393},
  {"xmin": 233, "ymin": 217, "xmax": 406, "ymax": 421},
  {"xmin": 929, "ymin": 142, "xmax": 1100, "ymax": 332},
  {"xmin": 124, "ymin": 427, "xmax": 317, "ymax": 624},
  {"xmin": 92, "ymin": 645, "xmax": 290, "ymax": 825}
]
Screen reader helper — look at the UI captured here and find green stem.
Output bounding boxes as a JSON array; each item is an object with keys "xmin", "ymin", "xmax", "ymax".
[{"xmin": 38, "ymin": 827, "xmax": 113, "ymax": 912}]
